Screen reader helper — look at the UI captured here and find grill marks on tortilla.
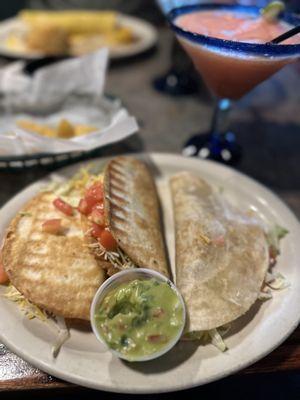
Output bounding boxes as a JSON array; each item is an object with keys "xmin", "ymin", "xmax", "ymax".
[
  {"xmin": 107, "ymin": 161, "xmax": 130, "ymax": 234},
  {"xmin": 104, "ymin": 156, "xmax": 169, "ymax": 277},
  {"xmin": 2, "ymin": 192, "xmax": 105, "ymax": 320}
]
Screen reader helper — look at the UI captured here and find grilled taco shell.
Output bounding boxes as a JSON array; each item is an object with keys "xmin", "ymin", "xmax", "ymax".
[
  {"xmin": 103, "ymin": 156, "xmax": 169, "ymax": 277},
  {"xmin": 2, "ymin": 192, "xmax": 105, "ymax": 320}
]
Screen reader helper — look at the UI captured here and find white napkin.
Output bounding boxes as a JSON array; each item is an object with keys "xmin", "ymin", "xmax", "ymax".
[{"xmin": 0, "ymin": 49, "xmax": 138, "ymax": 156}]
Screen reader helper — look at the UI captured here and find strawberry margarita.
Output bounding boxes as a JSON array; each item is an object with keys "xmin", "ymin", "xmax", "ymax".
[{"xmin": 173, "ymin": 9, "xmax": 300, "ymax": 99}]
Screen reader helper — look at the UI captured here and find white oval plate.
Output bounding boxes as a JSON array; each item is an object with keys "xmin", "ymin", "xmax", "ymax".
[
  {"xmin": 0, "ymin": 153, "xmax": 300, "ymax": 393},
  {"xmin": 0, "ymin": 14, "xmax": 157, "ymax": 60}
]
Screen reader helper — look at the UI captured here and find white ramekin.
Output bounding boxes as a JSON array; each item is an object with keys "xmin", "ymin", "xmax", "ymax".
[{"xmin": 90, "ymin": 268, "xmax": 186, "ymax": 362}]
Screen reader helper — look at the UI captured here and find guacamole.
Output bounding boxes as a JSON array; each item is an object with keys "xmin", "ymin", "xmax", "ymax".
[{"xmin": 94, "ymin": 278, "xmax": 184, "ymax": 360}]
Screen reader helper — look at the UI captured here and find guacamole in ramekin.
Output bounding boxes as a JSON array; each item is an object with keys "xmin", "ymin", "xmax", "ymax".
[{"xmin": 93, "ymin": 277, "xmax": 185, "ymax": 361}]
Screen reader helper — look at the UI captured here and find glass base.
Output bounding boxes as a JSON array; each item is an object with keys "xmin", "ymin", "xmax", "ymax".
[
  {"xmin": 182, "ymin": 131, "xmax": 242, "ymax": 165},
  {"xmin": 153, "ymin": 68, "xmax": 199, "ymax": 96}
]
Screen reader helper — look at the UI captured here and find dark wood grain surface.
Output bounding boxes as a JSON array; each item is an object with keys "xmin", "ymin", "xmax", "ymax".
[{"xmin": 0, "ymin": 28, "xmax": 299, "ymax": 394}]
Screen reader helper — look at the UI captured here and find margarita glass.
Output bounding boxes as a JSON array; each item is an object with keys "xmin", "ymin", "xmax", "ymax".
[{"xmin": 168, "ymin": 3, "xmax": 300, "ymax": 164}]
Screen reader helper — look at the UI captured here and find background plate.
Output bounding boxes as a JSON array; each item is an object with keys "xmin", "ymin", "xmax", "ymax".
[
  {"xmin": 0, "ymin": 14, "xmax": 157, "ymax": 60},
  {"xmin": 0, "ymin": 153, "xmax": 300, "ymax": 393}
]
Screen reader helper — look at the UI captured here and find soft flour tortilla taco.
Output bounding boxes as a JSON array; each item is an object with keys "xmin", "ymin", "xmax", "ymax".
[{"xmin": 170, "ymin": 172, "xmax": 269, "ymax": 343}]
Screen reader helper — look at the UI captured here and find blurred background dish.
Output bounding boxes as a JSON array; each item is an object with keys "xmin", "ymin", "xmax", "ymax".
[
  {"xmin": 0, "ymin": 10, "xmax": 157, "ymax": 60},
  {"xmin": 0, "ymin": 49, "xmax": 138, "ymax": 168}
]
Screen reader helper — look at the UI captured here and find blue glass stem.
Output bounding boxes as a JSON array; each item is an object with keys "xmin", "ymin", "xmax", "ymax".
[{"xmin": 211, "ymin": 98, "xmax": 232, "ymax": 139}]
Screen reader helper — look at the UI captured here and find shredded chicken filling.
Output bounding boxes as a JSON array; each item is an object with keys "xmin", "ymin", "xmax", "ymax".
[{"xmin": 87, "ymin": 240, "xmax": 136, "ymax": 276}]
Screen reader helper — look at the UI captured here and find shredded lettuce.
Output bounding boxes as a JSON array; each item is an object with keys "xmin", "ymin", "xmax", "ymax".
[
  {"xmin": 266, "ymin": 225, "xmax": 289, "ymax": 257},
  {"xmin": 182, "ymin": 326, "xmax": 229, "ymax": 352},
  {"xmin": 260, "ymin": 225, "xmax": 289, "ymax": 300},
  {"xmin": 265, "ymin": 272, "xmax": 290, "ymax": 290},
  {"xmin": 41, "ymin": 166, "xmax": 103, "ymax": 208},
  {"xmin": 19, "ymin": 211, "xmax": 32, "ymax": 217},
  {"xmin": 50, "ymin": 317, "xmax": 70, "ymax": 358},
  {"xmin": 258, "ymin": 288, "xmax": 273, "ymax": 301},
  {"xmin": 208, "ymin": 329, "xmax": 227, "ymax": 352},
  {"xmin": 3, "ymin": 284, "xmax": 69, "ymax": 357},
  {"xmin": 4, "ymin": 284, "xmax": 49, "ymax": 320}
]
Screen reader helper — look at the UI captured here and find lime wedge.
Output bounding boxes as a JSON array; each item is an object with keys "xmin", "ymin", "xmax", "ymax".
[{"xmin": 261, "ymin": 1, "xmax": 285, "ymax": 22}]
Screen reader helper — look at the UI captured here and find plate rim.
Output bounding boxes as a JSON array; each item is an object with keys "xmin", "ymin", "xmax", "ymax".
[{"xmin": 1, "ymin": 152, "xmax": 300, "ymax": 394}]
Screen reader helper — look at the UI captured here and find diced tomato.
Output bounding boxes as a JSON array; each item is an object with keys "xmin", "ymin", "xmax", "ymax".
[
  {"xmin": 0, "ymin": 261, "xmax": 8, "ymax": 284},
  {"xmin": 42, "ymin": 219, "xmax": 62, "ymax": 234},
  {"xmin": 147, "ymin": 335, "xmax": 167, "ymax": 343},
  {"xmin": 98, "ymin": 230, "xmax": 118, "ymax": 251},
  {"xmin": 86, "ymin": 195, "xmax": 99, "ymax": 210},
  {"xmin": 90, "ymin": 206, "xmax": 105, "ymax": 226},
  {"xmin": 86, "ymin": 182, "xmax": 103, "ymax": 202},
  {"xmin": 78, "ymin": 198, "xmax": 89, "ymax": 215},
  {"xmin": 91, "ymin": 222, "xmax": 104, "ymax": 239},
  {"xmin": 78, "ymin": 195, "xmax": 99, "ymax": 215},
  {"xmin": 79, "ymin": 195, "xmax": 104, "ymax": 216},
  {"xmin": 53, "ymin": 198, "xmax": 73, "ymax": 216}
]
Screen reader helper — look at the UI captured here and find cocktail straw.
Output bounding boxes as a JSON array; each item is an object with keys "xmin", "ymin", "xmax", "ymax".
[{"xmin": 270, "ymin": 25, "xmax": 300, "ymax": 44}]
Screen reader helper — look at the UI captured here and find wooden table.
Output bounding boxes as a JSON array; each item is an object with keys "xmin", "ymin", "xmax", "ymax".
[{"xmin": 0, "ymin": 29, "xmax": 300, "ymax": 397}]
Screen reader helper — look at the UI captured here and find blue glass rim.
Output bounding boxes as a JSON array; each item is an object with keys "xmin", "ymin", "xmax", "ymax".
[{"xmin": 168, "ymin": 3, "xmax": 300, "ymax": 58}]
